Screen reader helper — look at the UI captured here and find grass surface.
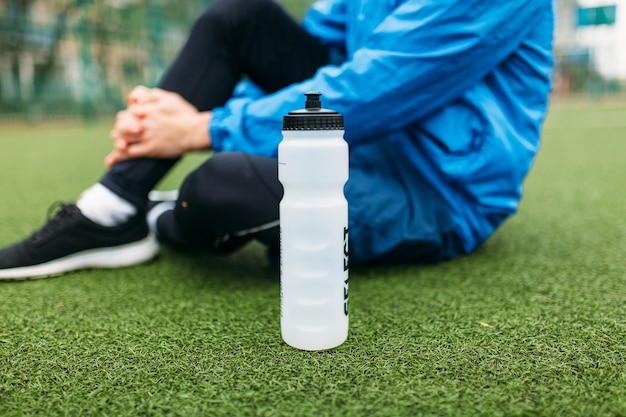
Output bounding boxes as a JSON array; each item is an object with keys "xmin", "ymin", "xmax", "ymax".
[{"xmin": 0, "ymin": 104, "xmax": 625, "ymax": 416}]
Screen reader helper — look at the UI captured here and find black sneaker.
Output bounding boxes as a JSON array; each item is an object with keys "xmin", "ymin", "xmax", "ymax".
[{"xmin": 0, "ymin": 203, "xmax": 158, "ymax": 280}]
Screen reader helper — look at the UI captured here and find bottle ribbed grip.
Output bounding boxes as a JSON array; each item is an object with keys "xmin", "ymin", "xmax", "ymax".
[{"xmin": 282, "ymin": 115, "xmax": 344, "ymax": 130}]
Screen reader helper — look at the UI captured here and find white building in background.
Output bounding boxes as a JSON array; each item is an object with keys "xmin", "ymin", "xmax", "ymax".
[{"xmin": 571, "ymin": 0, "xmax": 626, "ymax": 80}]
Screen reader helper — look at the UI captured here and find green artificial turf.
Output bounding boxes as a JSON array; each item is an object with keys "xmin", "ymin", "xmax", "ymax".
[{"xmin": 0, "ymin": 104, "xmax": 625, "ymax": 416}]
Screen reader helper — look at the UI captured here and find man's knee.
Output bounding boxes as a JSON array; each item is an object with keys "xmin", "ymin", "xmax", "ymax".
[
  {"xmin": 172, "ymin": 155, "xmax": 232, "ymax": 241},
  {"xmin": 174, "ymin": 152, "xmax": 279, "ymax": 236},
  {"xmin": 177, "ymin": 153, "xmax": 242, "ymax": 216}
]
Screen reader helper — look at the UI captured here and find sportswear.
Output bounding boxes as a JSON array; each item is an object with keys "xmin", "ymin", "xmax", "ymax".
[{"xmin": 208, "ymin": 0, "xmax": 554, "ymax": 263}]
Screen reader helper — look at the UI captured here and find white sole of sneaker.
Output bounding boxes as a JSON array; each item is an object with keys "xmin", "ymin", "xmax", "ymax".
[{"xmin": 0, "ymin": 234, "xmax": 159, "ymax": 280}]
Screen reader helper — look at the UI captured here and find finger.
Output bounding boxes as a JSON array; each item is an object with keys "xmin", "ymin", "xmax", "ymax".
[
  {"xmin": 110, "ymin": 123, "xmax": 140, "ymax": 146},
  {"xmin": 112, "ymin": 111, "xmax": 144, "ymax": 138},
  {"xmin": 104, "ymin": 150, "xmax": 129, "ymax": 167},
  {"xmin": 127, "ymin": 85, "xmax": 153, "ymax": 104},
  {"xmin": 104, "ymin": 151, "xmax": 116, "ymax": 167},
  {"xmin": 110, "ymin": 127, "xmax": 142, "ymax": 147},
  {"xmin": 115, "ymin": 139, "xmax": 130, "ymax": 151},
  {"xmin": 128, "ymin": 103, "xmax": 148, "ymax": 119},
  {"xmin": 123, "ymin": 141, "xmax": 154, "ymax": 159},
  {"xmin": 107, "ymin": 139, "xmax": 154, "ymax": 164},
  {"xmin": 131, "ymin": 88, "xmax": 164, "ymax": 106},
  {"xmin": 114, "ymin": 109, "xmax": 141, "ymax": 128},
  {"xmin": 110, "ymin": 128, "xmax": 138, "ymax": 145}
]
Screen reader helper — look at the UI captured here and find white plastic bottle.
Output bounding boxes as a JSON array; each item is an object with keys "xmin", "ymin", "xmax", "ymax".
[{"xmin": 278, "ymin": 91, "xmax": 349, "ymax": 351}]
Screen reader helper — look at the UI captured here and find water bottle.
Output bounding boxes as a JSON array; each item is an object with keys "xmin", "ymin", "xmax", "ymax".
[{"xmin": 278, "ymin": 91, "xmax": 349, "ymax": 351}]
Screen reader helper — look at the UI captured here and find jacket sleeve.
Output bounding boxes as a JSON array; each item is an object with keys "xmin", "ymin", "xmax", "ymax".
[
  {"xmin": 301, "ymin": 0, "xmax": 347, "ymax": 53},
  {"xmin": 210, "ymin": 0, "xmax": 546, "ymax": 157}
]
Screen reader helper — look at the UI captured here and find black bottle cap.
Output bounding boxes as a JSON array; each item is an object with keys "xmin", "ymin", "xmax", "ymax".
[{"xmin": 282, "ymin": 91, "xmax": 344, "ymax": 131}]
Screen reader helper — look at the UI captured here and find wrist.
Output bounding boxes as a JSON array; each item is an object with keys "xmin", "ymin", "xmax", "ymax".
[{"xmin": 189, "ymin": 111, "xmax": 212, "ymax": 152}]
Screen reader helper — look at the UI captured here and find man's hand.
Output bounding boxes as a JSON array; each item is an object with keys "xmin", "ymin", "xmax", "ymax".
[{"xmin": 106, "ymin": 87, "xmax": 212, "ymax": 167}]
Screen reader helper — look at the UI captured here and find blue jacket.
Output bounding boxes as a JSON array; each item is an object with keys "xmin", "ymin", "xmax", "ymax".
[{"xmin": 210, "ymin": 0, "xmax": 554, "ymax": 262}]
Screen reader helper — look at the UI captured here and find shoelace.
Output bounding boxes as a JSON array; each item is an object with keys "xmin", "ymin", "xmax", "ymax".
[{"xmin": 31, "ymin": 202, "xmax": 80, "ymax": 243}]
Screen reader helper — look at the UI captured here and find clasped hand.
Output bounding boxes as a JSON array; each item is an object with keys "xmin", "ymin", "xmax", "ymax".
[{"xmin": 106, "ymin": 86, "xmax": 212, "ymax": 167}]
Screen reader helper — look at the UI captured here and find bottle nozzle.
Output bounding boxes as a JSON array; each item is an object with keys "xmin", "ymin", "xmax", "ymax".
[
  {"xmin": 304, "ymin": 91, "xmax": 322, "ymax": 110},
  {"xmin": 283, "ymin": 91, "xmax": 343, "ymax": 130}
]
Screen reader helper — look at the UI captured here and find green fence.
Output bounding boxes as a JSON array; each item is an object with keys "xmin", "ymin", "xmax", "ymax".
[
  {"xmin": 0, "ymin": 0, "xmax": 313, "ymax": 122},
  {"xmin": 553, "ymin": 47, "xmax": 625, "ymax": 100},
  {"xmin": 1, "ymin": 0, "xmax": 625, "ymax": 122}
]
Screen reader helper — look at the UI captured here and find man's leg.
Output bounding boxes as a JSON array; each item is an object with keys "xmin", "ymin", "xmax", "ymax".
[
  {"xmin": 100, "ymin": 0, "xmax": 329, "ymax": 211},
  {"xmin": 0, "ymin": 0, "xmax": 328, "ymax": 279},
  {"xmin": 153, "ymin": 152, "xmax": 282, "ymax": 255}
]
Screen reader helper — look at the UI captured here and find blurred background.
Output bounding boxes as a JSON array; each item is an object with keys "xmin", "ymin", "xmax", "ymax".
[{"xmin": 0, "ymin": 0, "xmax": 625, "ymax": 123}]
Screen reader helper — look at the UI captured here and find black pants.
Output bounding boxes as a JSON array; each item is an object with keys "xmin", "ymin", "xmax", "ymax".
[{"xmin": 100, "ymin": 0, "xmax": 329, "ymax": 251}]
